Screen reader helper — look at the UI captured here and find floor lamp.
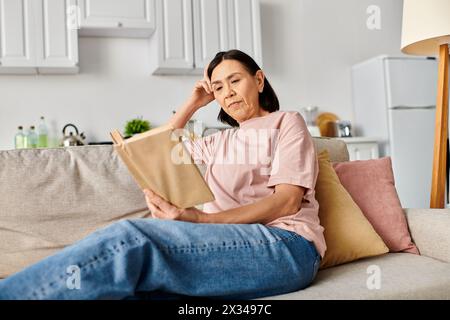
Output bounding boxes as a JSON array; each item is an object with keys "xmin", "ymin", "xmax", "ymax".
[{"xmin": 401, "ymin": 0, "xmax": 450, "ymax": 208}]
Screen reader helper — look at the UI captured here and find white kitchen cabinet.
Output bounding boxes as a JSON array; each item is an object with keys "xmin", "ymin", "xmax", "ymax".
[
  {"xmin": 150, "ymin": 0, "xmax": 262, "ymax": 75},
  {"xmin": 0, "ymin": 0, "xmax": 37, "ymax": 73},
  {"xmin": 78, "ymin": 0, "xmax": 156, "ymax": 38},
  {"xmin": 226, "ymin": 0, "xmax": 262, "ymax": 68},
  {"xmin": 192, "ymin": 0, "xmax": 229, "ymax": 71},
  {"xmin": 35, "ymin": 0, "xmax": 79, "ymax": 73},
  {"xmin": 149, "ymin": 0, "xmax": 194, "ymax": 74},
  {"xmin": 0, "ymin": 0, "xmax": 78, "ymax": 74},
  {"xmin": 334, "ymin": 137, "xmax": 380, "ymax": 161}
]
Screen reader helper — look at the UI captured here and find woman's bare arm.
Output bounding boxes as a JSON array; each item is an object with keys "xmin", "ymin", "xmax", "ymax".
[
  {"xmin": 197, "ymin": 184, "xmax": 306, "ymax": 224},
  {"xmin": 168, "ymin": 101, "xmax": 200, "ymax": 129},
  {"xmin": 143, "ymin": 183, "xmax": 305, "ymax": 224},
  {"xmin": 167, "ymin": 66, "xmax": 214, "ymax": 130}
]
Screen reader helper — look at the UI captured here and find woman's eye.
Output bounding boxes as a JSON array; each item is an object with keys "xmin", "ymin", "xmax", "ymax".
[
  {"xmin": 231, "ymin": 79, "xmax": 240, "ymax": 83},
  {"xmin": 214, "ymin": 87, "xmax": 222, "ymax": 91}
]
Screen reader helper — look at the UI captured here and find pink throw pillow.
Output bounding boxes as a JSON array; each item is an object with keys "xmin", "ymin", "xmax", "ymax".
[{"xmin": 333, "ymin": 157, "xmax": 419, "ymax": 254}]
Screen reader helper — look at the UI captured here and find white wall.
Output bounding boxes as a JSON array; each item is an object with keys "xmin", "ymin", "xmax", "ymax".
[{"xmin": 0, "ymin": 0, "xmax": 405, "ymax": 150}]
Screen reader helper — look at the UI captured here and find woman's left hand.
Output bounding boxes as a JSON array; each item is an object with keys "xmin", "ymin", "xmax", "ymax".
[{"xmin": 143, "ymin": 189, "xmax": 205, "ymax": 223}]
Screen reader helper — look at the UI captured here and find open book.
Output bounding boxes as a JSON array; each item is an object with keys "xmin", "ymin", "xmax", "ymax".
[{"xmin": 110, "ymin": 124, "xmax": 215, "ymax": 209}]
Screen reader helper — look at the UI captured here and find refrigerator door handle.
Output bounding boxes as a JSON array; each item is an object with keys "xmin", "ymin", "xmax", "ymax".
[{"xmin": 391, "ymin": 105, "xmax": 436, "ymax": 110}]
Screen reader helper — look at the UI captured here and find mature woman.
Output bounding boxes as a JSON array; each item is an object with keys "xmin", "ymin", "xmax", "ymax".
[{"xmin": 0, "ymin": 50, "xmax": 325, "ymax": 300}]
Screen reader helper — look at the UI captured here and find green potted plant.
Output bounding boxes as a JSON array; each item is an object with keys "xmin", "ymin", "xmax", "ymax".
[{"xmin": 124, "ymin": 116, "xmax": 151, "ymax": 138}]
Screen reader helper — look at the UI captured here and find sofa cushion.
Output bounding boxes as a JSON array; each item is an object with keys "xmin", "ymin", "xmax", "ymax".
[
  {"xmin": 260, "ymin": 253, "xmax": 450, "ymax": 299},
  {"xmin": 405, "ymin": 208, "xmax": 450, "ymax": 263},
  {"xmin": 0, "ymin": 145, "xmax": 151, "ymax": 278},
  {"xmin": 333, "ymin": 157, "xmax": 419, "ymax": 254},
  {"xmin": 316, "ymin": 150, "xmax": 389, "ymax": 269}
]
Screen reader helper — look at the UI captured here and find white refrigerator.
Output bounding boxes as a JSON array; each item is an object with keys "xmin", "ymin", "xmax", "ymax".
[{"xmin": 351, "ymin": 55, "xmax": 446, "ymax": 209}]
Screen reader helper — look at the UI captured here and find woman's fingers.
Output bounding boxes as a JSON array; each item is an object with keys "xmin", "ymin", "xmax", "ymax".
[
  {"xmin": 195, "ymin": 80, "xmax": 212, "ymax": 95},
  {"xmin": 201, "ymin": 81, "xmax": 212, "ymax": 95},
  {"xmin": 203, "ymin": 63, "xmax": 208, "ymax": 78},
  {"xmin": 152, "ymin": 194, "xmax": 178, "ymax": 214},
  {"xmin": 202, "ymin": 77, "xmax": 212, "ymax": 93},
  {"xmin": 144, "ymin": 191, "xmax": 159, "ymax": 217},
  {"xmin": 144, "ymin": 190, "xmax": 177, "ymax": 213},
  {"xmin": 147, "ymin": 202, "xmax": 159, "ymax": 218},
  {"xmin": 147, "ymin": 197, "xmax": 168, "ymax": 219},
  {"xmin": 144, "ymin": 189, "xmax": 160, "ymax": 215},
  {"xmin": 203, "ymin": 62, "xmax": 210, "ymax": 80},
  {"xmin": 194, "ymin": 80, "xmax": 203, "ymax": 89},
  {"xmin": 203, "ymin": 63, "xmax": 213, "ymax": 92}
]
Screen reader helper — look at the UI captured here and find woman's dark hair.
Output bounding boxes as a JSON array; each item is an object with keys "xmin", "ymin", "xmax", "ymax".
[{"xmin": 207, "ymin": 49, "xmax": 279, "ymax": 127}]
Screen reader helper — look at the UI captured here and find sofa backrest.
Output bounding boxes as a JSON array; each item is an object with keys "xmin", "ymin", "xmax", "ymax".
[
  {"xmin": 0, "ymin": 145, "xmax": 149, "ymax": 278},
  {"xmin": 313, "ymin": 137, "xmax": 349, "ymax": 162},
  {"xmin": 0, "ymin": 138, "xmax": 348, "ymax": 278}
]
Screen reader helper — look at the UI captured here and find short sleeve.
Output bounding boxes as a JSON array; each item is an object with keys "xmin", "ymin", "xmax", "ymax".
[
  {"xmin": 267, "ymin": 112, "xmax": 318, "ymax": 190},
  {"xmin": 182, "ymin": 131, "xmax": 222, "ymax": 165}
]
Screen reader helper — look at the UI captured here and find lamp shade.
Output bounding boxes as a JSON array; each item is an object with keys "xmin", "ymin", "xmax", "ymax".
[{"xmin": 401, "ymin": 0, "xmax": 450, "ymax": 56}]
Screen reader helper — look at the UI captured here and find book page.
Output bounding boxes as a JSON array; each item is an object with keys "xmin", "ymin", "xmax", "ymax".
[{"xmin": 125, "ymin": 123, "xmax": 175, "ymax": 143}]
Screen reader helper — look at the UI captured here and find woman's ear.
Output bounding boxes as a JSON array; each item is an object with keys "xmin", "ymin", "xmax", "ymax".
[{"xmin": 255, "ymin": 70, "xmax": 265, "ymax": 93}]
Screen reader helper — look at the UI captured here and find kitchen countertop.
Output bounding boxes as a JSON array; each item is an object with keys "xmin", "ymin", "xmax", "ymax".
[{"xmin": 329, "ymin": 137, "xmax": 381, "ymax": 143}]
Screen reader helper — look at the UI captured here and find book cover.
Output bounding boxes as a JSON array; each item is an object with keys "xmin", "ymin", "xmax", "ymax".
[{"xmin": 110, "ymin": 124, "xmax": 215, "ymax": 209}]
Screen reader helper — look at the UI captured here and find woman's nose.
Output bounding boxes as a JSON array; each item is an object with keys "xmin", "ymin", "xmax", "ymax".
[{"xmin": 225, "ymin": 86, "xmax": 235, "ymax": 98}]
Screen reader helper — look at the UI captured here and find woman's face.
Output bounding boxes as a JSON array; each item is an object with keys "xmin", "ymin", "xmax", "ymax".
[{"xmin": 210, "ymin": 59, "xmax": 267, "ymax": 123}]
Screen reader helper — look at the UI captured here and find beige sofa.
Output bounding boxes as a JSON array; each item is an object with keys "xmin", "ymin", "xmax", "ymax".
[{"xmin": 0, "ymin": 138, "xmax": 449, "ymax": 299}]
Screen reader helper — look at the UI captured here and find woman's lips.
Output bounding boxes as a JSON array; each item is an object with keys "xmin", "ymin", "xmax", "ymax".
[{"xmin": 228, "ymin": 101, "xmax": 241, "ymax": 109}]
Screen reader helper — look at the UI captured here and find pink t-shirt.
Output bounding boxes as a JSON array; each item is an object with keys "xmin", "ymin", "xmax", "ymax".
[{"xmin": 183, "ymin": 111, "xmax": 326, "ymax": 257}]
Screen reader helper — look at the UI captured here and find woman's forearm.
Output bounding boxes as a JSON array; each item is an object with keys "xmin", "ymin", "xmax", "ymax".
[
  {"xmin": 168, "ymin": 74, "xmax": 214, "ymax": 129},
  {"xmin": 167, "ymin": 101, "xmax": 199, "ymax": 129},
  {"xmin": 198, "ymin": 193, "xmax": 299, "ymax": 225}
]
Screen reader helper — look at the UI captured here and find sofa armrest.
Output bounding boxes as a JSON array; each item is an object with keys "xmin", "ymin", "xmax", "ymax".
[{"xmin": 404, "ymin": 208, "xmax": 450, "ymax": 263}]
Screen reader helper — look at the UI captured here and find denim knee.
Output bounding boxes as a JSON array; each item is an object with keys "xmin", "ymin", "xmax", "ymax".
[
  {"xmin": 83, "ymin": 219, "xmax": 148, "ymax": 251},
  {"xmin": 97, "ymin": 219, "xmax": 143, "ymax": 235}
]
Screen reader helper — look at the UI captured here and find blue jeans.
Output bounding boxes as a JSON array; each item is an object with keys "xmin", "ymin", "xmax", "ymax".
[{"xmin": 0, "ymin": 219, "xmax": 320, "ymax": 300}]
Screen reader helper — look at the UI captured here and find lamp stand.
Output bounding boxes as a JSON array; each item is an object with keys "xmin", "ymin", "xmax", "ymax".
[{"xmin": 430, "ymin": 44, "xmax": 449, "ymax": 208}]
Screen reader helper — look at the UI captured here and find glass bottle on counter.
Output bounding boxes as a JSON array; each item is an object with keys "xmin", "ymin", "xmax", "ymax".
[
  {"xmin": 37, "ymin": 116, "xmax": 48, "ymax": 148},
  {"xmin": 24, "ymin": 126, "xmax": 38, "ymax": 148},
  {"xmin": 14, "ymin": 126, "xmax": 25, "ymax": 149}
]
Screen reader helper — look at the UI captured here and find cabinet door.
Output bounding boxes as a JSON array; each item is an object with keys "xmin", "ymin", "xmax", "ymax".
[
  {"xmin": 346, "ymin": 142, "xmax": 379, "ymax": 161},
  {"xmin": 151, "ymin": 0, "xmax": 193, "ymax": 74},
  {"xmin": 228, "ymin": 0, "xmax": 262, "ymax": 67},
  {"xmin": 0, "ymin": 0, "xmax": 36, "ymax": 73},
  {"xmin": 192, "ymin": 0, "xmax": 229, "ymax": 72},
  {"xmin": 79, "ymin": 0, "xmax": 155, "ymax": 37},
  {"xmin": 35, "ymin": 0, "xmax": 78, "ymax": 73}
]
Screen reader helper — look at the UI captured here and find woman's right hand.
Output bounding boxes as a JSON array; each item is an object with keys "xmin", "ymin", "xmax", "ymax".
[{"xmin": 187, "ymin": 65, "xmax": 215, "ymax": 110}]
